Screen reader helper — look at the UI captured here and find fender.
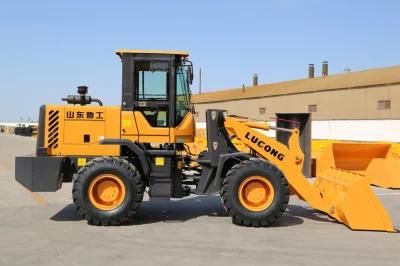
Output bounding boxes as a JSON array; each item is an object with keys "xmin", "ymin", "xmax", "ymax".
[
  {"xmin": 100, "ymin": 139, "xmax": 150, "ymax": 175},
  {"xmin": 214, "ymin": 152, "xmax": 252, "ymax": 188}
]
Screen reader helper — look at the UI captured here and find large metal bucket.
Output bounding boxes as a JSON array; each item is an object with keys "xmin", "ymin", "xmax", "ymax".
[
  {"xmin": 316, "ymin": 143, "xmax": 400, "ymax": 188},
  {"xmin": 366, "ymin": 158, "xmax": 400, "ymax": 188},
  {"xmin": 314, "ymin": 168, "xmax": 394, "ymax": 231}
]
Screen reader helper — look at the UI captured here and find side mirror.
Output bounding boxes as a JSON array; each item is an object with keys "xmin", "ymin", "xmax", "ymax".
[
  {"xmin": 183, "ymin": 60, "xmax": 194, "ymax": 85},
  {"xmin": 186, "ymin": 67, "xmax": 193, "ymax": 85},
  {"xmin": 189, "ymin": 66, "xmax": 194, "ymax": 84}
]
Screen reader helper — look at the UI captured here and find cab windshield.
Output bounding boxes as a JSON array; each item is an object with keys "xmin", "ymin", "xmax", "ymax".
[{"xmin": 175, "ymin": 64, "xmax": 192, "ymax": 125}]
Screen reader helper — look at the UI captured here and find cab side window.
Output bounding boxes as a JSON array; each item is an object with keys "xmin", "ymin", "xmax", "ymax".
[
  {"xmin": 135, "ymin": 61, "xmax": 169, "ymax": 127},
  {"xmin": 135, "ymin": 61, "xmax": 169, "ymax": 101}
]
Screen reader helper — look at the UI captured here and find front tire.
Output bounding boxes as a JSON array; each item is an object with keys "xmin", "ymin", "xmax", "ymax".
[
  {"xmin": 72, "ymin": 157, "xmax": 144, "ymax": 225},
  {"xmin": 221, "ymin": 159, "xmax": 289, "ymax": 227}
]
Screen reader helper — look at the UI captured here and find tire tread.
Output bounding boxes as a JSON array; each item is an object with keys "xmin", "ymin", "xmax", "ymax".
[
  {"xmin": 221, "ymin": 159, "xmax": 289, "ymax": 227},
  {"xmin": 72, "ymin": 157, "xmax": 143, "ymax": 226}
]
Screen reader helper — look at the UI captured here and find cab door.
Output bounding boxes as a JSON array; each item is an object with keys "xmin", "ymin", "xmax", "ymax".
[{"xmin": 132, "ymin": 60, "xmax": 170, "ymax": 142}]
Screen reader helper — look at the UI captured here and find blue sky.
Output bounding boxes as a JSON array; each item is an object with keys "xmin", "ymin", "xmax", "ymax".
[{"xmin": 1, "ymin": 0, "xmax": 399, "ymax": 121}]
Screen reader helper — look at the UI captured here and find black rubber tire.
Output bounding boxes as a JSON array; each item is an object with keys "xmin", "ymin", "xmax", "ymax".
[
  {"xmin": 221, "ymin": 159, "xmax": 289, "ymax": 227},
  {"xmin": 72, "ymin": 157, "xmax": 144, "ymax": 225}
]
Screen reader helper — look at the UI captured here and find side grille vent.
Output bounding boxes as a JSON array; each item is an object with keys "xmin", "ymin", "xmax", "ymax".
[{"xmin": 47, "ymin": 110, "xmax": 59, "ymax": 149}]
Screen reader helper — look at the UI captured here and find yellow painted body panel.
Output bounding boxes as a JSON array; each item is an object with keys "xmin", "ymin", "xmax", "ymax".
[
  {"xmin": 45, "ymin": 105, "xmax": 121, "ymax": 156},
  {"xmin": 130, "ymin": 111, "xmax": 169, "ymax": 142},
  {"xmin": 171, "ymin": 112, "xmax": 196, "ymax": 143},
  {"xmin": 223, "ymin": 117, "xmax": 394, "ymax": 232},
  {"xmin": 120, "ymin": 111, "xmax": 138, "ymax": 140},
  {"xmin": 187, "ymin": 128, "xmax": 248, "ymax": 155},
  {"xmin": 43, "ymin": 105, "xmax": 195, "ymax": 156},
  {"xmin": 121, "ymin": 111, "xmax": 195, "ymax": 143}
]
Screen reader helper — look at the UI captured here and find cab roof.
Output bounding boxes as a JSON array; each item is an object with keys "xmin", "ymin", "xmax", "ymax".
[{"xmin": 115, "ymin": 49, "xmax": 189, "ymax": 58}]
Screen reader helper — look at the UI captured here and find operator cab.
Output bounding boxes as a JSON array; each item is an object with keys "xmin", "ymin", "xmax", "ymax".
[{"xmin": 116, "ymin": 49, "xmax": 194, "ymax": 129}]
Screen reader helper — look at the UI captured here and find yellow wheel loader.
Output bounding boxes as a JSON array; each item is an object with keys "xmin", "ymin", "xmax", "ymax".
[{"xmin": 15, "ymin": 50, "xmax": 395, "ymax": 231}]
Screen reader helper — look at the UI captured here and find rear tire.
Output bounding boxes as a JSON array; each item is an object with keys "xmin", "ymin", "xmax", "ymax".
[
  {"xmin": 221, "ymin": 159, "xmax": 289, "ymax": 227},
  {"xmin": 72, "ymin": 157, "xmax": 144, "ymax": 225}
]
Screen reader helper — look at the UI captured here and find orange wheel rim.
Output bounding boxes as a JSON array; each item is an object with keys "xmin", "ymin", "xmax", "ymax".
[
  {"xmin": 88, "ymin": 174, "xmax": 126, "ymax": 211},
  {"xmin": 238, "ymin": 176, "xmax": 275, "ymax": 211}
]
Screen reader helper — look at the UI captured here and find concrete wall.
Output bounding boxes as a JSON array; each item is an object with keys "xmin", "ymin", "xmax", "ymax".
[
  {"xmin": 312, "ymin": 120, "xmax": 400, "ymax": 142},
  {"xmin": 193, "ymin": 84, "xmax": 400, "ymax": 122}
]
